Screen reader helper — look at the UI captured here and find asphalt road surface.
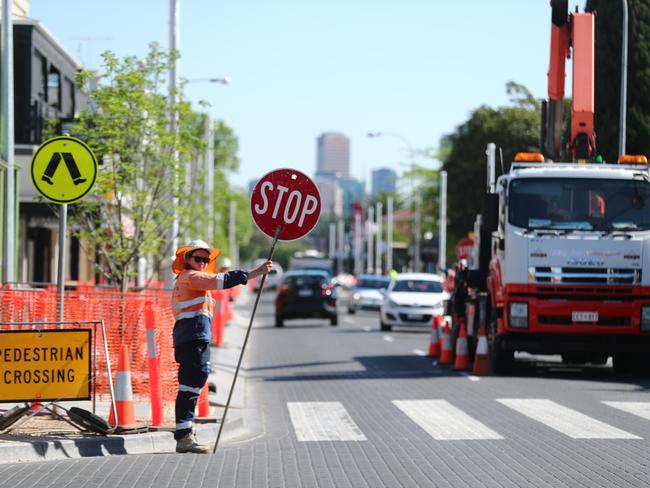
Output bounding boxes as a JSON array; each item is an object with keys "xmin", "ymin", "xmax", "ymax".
[{"xmin": 3, "ymin": 289, "xmax": 650, "ymax": 487}]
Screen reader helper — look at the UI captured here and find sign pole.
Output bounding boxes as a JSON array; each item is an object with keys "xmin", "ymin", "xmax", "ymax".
[
  {"xmin": 212, "ymin": 224, "xmax": 282, "ymax": 454},
  {"xmin": 57, "ymin": 204, "xmax": 67, "ymax": 326}
]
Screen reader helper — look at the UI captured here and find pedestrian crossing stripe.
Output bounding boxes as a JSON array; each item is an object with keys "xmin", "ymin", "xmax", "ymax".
[
  {"xmin": 287, "ymin": 401, "xmax": 367, "ymax": 441},
  {"xmin": 30, "ymin": 136, "xmax": 97, "ymax": 204},
  {"xmin": 286, "ymin": 400, "xmax": 650, "ymax": 442},
  {"xmin": 393, "ymin": 400, "xmax": 503, "ymax": 440},
  {"xmin": 497, "ymin": 399, "xmax": 640, "ymax": 439}
]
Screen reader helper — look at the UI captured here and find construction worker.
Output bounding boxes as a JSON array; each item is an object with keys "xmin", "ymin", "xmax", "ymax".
[{"xmin": 171, "ymin": 239, "xmax": 272, "ymax": 453}]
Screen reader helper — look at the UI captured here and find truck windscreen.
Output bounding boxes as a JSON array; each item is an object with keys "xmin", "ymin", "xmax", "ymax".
[{"xmin": 508, "ymin": 177, "xmax": 650, "ymax": 230}]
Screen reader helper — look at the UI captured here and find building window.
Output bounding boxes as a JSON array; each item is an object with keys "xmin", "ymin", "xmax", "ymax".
[{"xmin": 48, "ymin": 65, "xmax": 61, "ymax": 109}]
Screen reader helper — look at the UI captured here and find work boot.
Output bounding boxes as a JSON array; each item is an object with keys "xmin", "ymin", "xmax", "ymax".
[{"xmin": 175, "ymin": 432, "xmax": 210, "ymax": 454}]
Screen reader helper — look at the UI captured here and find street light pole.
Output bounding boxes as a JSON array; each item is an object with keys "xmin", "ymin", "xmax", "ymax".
[
  {"xmin": 367, "ymin": 131, "xmax": 421, "ymax": 272},
  {"xmin": 618, "ymin": 0, "xmax": 628, "ymax": 157}
]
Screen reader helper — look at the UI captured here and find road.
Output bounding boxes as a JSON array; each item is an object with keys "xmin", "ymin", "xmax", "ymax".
[{"xmin": 2, "ymin": 289, "xmax": 650, "ymax": 487}]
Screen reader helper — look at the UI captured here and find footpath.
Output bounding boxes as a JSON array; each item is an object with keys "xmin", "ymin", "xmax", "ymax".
[{"xmin": 0, "ymin": 290, "xmax": 259, "ymax": 463}]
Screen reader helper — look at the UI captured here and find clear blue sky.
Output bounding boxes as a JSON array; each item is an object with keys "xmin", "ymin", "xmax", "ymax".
[{"xmin": 30, "ymin": 0, "xmax": 580, "ymax": 190}]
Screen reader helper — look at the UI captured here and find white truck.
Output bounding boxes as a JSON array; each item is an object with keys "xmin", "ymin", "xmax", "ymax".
[{"xmin": 288, "ymin": 250, "xmax": 334, "ymax": 278}]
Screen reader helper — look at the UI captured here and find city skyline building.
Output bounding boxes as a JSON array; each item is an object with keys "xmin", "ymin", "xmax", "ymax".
[
  {"xmin": 316, "ymin": 132, "xmax": 350, "ymax": 178},
  {"xmin": 314, "ymin": 175, "xmax": 343, "ymax": 217},
  {"xmin": 339, "ymin": 178, "xmax": 364, "ymax": 219},
  {"xmin": 371, "ymin": 168, "xmax": 397, "ymax": 195}
]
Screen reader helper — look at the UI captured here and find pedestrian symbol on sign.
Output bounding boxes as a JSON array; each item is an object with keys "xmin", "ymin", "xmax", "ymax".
[{"xmin": 41, "ymin": 152, "xmax": 87, "ymax": 186}]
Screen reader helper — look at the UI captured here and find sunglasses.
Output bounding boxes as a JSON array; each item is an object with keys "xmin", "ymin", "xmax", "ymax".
[{"xmin": 192, "ymin": 256, "xmax": 211, "ymax": 264}]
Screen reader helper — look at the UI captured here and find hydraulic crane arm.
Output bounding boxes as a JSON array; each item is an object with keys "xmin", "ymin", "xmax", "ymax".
[{"xmin": 543, "ymin": 0, "xmax": 595, "ymax": 162}]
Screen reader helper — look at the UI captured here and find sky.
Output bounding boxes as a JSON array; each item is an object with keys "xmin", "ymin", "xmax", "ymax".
[{"xmin": 30, "ymin": 0, "xmax": 580, "ymax": 190}]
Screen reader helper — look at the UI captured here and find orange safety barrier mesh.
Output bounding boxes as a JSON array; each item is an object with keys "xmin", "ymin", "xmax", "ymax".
[{"xmin": 0, "ymin": 287, "xmax": 179, "ymax": 414}]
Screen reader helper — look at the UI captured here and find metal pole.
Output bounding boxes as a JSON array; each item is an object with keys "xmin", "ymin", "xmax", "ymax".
[
  {"xmin": 353, "ymin": 212, "xmax": 362, "ymax": 276},
  {"xmin": 337, "ymin": 219, "xmax": 344, "ymax": 275},
  {"xmin": 366, "ymin": 205, "xmax": 374, "ymax": 273},
  {"xmin": 228, "ymin": 200, "xmax": 236, "ymax": 265},
  {"xmin": 486, "ymin": 142, "xmax": 496, "ymax": 193},
  {"xmin": 165, "ymin": 0, "xmax": 180, "ymax": 288},
  {"xmin": 213, "ymin": 225, "xmax": 281, "ymax": 453},
  {"xmin": 1, "ymin": 0, "xmax": 15, "ymax": 283},
  {"xmin": 57, "ymin": 205, "xmax": 67, "ymax": 325},
  {"xmin": 414, "ymin": 188, "xmax": 421, "ymax": 273},
  {"xmin": 438, "ymin": 171, "xmax": 447, "ymax": 271},
  {"xmin": 206, "ymin": 117, "xmax": 214, "ymax": 243},
  {"xmin": 386, "ymin": 196, "xmax": 393, "ymax": 273},
  {"xmin": 618, "ymin": 0, "xmax": 628, "ymax": 157},
  {"xmin": 329, "ymin": 222, "xmax": 336, "ymax": 259},
  {"xmin": 375, "ymin": 202, "xmax": 382, "ymax": 275}
]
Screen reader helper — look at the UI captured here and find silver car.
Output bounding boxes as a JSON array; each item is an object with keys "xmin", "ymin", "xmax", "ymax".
[
  {"xmin": 348, "ymin": 275, "xmax": 391, "ymax": 313},
  {"xmin": 379, "ymin": 273, "xmax": 449, "ymax": 331}
]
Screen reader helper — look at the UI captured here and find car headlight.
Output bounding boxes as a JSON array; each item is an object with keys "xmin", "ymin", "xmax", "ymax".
[
  {"xmin": 509, "ymin": 302, "xmax": 528, "ymax": 329},
  {"xmin": 353, "ymin": 292, "xmax": 361, "ymax": 301},
  {"xmin": 388, "ymin": 299, "xmax": 399, "ymax": 308},
  {"xmin": 641, "ymin": 306, "xmax": 650, "ymax": 331}
]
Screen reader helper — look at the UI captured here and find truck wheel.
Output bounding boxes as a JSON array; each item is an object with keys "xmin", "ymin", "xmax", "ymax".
[
  {"xmin": 491, "ymin": 336, "xmax": 514, "ymax": 375},
  {"xmin": 613, "ymin": 354, "xmax": 648, "ymax": 376}
]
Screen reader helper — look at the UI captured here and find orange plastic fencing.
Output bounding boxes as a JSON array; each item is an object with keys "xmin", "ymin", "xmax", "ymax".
[{"xmin": 0, "ymin": 287, "xmax": 179, "ymax": 415}]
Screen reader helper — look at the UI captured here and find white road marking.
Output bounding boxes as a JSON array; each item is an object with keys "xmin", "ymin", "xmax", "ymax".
[
  {"xmin": 393, "ymin": 400, "xmax": 503, "ymax": 440},
  {"xmin": 603, "ymin": 401, "xmax": 650, "ymax": 422},
  {"xmin": 413, "ymin": 349, "xmax": 427, "ymax": 356},
  {"xmin": 465, "ymin": 374, "xmax": 481, "ymax": 382},
  {"xmin": 287, "ymin": 402, "xmax": 367, "ymax": 442},
  {"xmin": 383, "ymin": 335, "xmax": 395, "ymax": 342},
  {"xmin": 498, "ymin": 399, "xmax": 640, "ymax": 439},
  {"xmin": 342, "ymin": 316, "xmax": 355, "ymax": 325},
  {"xmin": 363, "ymin": 326, "xmax": 372, "ymax": 332}
]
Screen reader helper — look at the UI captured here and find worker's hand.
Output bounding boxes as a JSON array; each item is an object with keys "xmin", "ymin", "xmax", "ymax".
[{"xmin": 249, "ymin": 260, "xmax": 273, "ymax": 279}]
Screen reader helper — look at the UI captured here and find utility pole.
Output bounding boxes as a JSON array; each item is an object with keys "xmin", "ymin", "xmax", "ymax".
[
  {"xmin": 414, "ymin": 187, "xmax": 422, "ymax": 272},
  {"xmin": 205, "ymin": 117, "xmax": 214, "ymax": 244},
  {"xmin": 438, "ymin": 171, "xmax": 447, "ymax": 271},
  {"xmin": 337, "ymin": 219, "xmax": 344, "ymax": 275},
  {"xmin": 1, "ymin": 0, "xmax": 15, "ymax": 283},
  {"xmin": 386, "ymin": 196, "xmax": 393, "ymax": 273},
  {"xmin": 375, "ymin": 201, "xmax": 382, "ymax": 275},
  {"xmin": 366, "ymin": 205, "xmax": 374, "ymax": 274},
  {"xmin": 329, "ymin": 222, "xmax": 336, "ymax": 260},
  {"xmin": 618, "ymin": 0, "xmax": 628, "ymax": 157},
  {"xmin": 165, "ymin": 0, "xmax": 180, "ymax": 287},
  {"xmin": 353, "ymin": 211, "xmax": 362, "ymax": 276}
]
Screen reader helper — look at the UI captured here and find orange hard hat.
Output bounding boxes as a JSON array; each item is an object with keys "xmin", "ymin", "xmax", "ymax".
[{"xmin": 172, "ymin": 239, "xmax": 221, "ymax": 274}]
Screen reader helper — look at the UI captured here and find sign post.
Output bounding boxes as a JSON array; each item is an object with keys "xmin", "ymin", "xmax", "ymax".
[
  {"xmin": 30, "ymin": 136, "xmax": 97, "ymax": 323},
  {"xmin": 212, "ymin": 168, "xmax": 321, "ymax": 453}
]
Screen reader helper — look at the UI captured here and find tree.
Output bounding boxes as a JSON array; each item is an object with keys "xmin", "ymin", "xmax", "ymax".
[
  {"xmin": 67, "ymin": 43, "xmax": 205, "ymax": 293},
  {"xmin": 585, "ymin": 0, "xmax": 650, "ymax": 161},
  {"xmin": 441, "ymin": 83, "xmax": 540, "ymax": 251}
]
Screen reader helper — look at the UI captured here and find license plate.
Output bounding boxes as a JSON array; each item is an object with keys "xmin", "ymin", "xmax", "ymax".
[
  {"xmin": 572, "ymin": 311, "xmax": 598, "ymax": 323},
  {"xmin": 407, "ymin": 313, "xmax": 425, "ymax": 320},
  {"xmin": 298, "ymin": 289, "xmax": 313, "ymax": 297}
]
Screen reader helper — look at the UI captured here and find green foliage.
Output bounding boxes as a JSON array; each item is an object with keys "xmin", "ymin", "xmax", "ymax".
[
  {"xmin": 586, "ymin": 0, "xmax": 650, "ymax": 161},
  {"xmin": 441, "ymin": 83, "xmax": 540, "ymax": 247},
  {"xmin": 68, "ymin": 43, "xmax": 205, "ymax": 290}
]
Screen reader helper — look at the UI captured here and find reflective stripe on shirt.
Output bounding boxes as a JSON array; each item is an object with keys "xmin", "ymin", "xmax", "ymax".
[{"xmin": 172, "ymin": 295, "xmax": 216, "ymax": 309}]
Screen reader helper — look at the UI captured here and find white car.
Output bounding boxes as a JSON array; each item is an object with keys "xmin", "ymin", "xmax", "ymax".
[{"xmin": 379, "ymin": 273, "xmax": 449, "ymax": 331}]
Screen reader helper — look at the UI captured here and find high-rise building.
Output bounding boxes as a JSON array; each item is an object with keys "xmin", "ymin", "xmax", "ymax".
[
  {"xmin": 371, "ymin": 168, "xmax": 397, "ymax": 195},
  {"xmin": 314, "ymin": 175, "xmax": 343, "ymax": 217},
  {"xmin": 316, "ymin": 132, "xmax": 350, "ymax": 178},
  {"xmin": 339, "ymin": 178, "xmax": 365, "ymax": 218}
]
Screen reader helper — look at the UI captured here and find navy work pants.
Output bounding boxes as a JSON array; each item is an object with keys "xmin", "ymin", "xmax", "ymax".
[{"xmin": 174, "ymin": 340, "xmax": 211, "ymax": 440}]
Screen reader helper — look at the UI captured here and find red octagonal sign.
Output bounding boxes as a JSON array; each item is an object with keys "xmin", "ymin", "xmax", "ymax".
[{"xmin": 250, "ymin": 168, "xmax": 321, "ymax": 241}]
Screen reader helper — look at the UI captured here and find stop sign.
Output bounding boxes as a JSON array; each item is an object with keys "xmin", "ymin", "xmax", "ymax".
[
  {"xmin": 250, "ymin": 168, "xmax": 321, "ymax": 241},
  {"xmin": 456, "ymin": 237, "xmax": 474, "ymax": 260}
]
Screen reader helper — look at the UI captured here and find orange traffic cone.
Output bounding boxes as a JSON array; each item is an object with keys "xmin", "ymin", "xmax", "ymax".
[
  {"xmin": 197, "ymin": 384, "xmax": 211, "ymax": 417},
  {"xmin": 428, "ymin": 315, "xmax": 442, "ymax": 357},
  {"xmin": 439, "ymin": 318, "xmax": 454, "ymax": 365},
  {"xmin": 472, "ymin": 323, "xmax": 492, "ymax": 375},
  {"xmin": 108, "ymin": 344, "xmax": 137, "ymax": 429},
  {"xmin": 454, "ymin": 318, "xmax": 471, "ymax": 371}
]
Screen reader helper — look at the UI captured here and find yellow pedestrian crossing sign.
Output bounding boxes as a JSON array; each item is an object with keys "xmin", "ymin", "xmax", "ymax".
[{"xmin": 30, "ymin": 136, "xmax": 98, "ymax": 204}]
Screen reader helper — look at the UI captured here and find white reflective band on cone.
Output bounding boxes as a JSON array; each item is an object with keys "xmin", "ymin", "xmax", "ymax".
[
  {"xmin": 456, "ymin": 337, "xmax": 468, "ymax": 355},
  {"xmin": 476, "ymin": 335, "xmax": 489, "ymax": 355},
  {"xmin": 146, "ymin": 329, "xmax": 157, "ymax": 358},
  {"xmin": 115, "ymin": 371, "xmax": 133, "ymax": 401}
]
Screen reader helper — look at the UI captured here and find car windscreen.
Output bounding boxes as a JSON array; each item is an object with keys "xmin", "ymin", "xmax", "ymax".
[
  {"xmin": 357, "ymin": 278, "xmax": 389, "ymax": 289},
  {"xmin": 285, "ymin": 275, "xmax": 325, "ymax": 287},
  {"xmin": 392, "ymin": 280, "xmax": 442, "ymax": 293},
  {"xmin": 509, "ymin": 177, "xmax": 650, "ymax": 230}
]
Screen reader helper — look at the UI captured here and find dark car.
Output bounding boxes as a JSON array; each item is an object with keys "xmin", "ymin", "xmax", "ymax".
[{"xmin": 275, "ymin": 270, "xmax": 338, "ymax": 327}]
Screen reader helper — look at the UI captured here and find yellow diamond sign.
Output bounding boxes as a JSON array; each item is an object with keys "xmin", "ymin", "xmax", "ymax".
[{"xmin": 30, "ymin": 136, "xmax": 98, "ymax": 204}]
